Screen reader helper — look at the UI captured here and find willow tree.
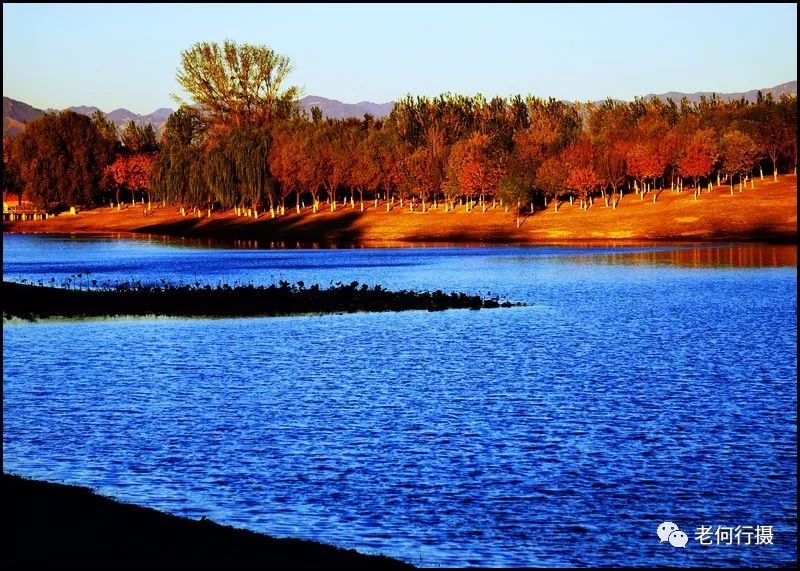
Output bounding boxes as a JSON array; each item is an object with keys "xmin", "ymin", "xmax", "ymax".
[
  {"xmin": 174, "ymin": 39, "xmax": 301, "ymax": 129},
  {"xmin": 232, "ymin": 126, "xmax": 273, "ymax": 216},
  {"xmin": 150, "ymin": 106, "xmax": 205, "ymax": 207}
]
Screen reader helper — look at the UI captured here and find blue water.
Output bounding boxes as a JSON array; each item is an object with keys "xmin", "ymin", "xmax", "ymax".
[{"xmin": 3, "ymin": 234, "xmax": 797, "ymax": 567}]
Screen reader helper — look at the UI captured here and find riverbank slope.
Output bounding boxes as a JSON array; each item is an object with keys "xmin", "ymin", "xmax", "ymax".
[{"xmin": 3, "ymin": 175, "xmax": 796, "ymax": 243}]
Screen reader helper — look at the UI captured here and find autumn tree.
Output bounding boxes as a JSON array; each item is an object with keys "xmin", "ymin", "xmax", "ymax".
[
  {"xmin": 107, "ymin": 153, "xmax": 157, "ymax": 207},
  {"xmin": 270, "ymin": 121, "xmax": 305, "ymax": 213},
  {"xmin": 720, "ymin": 130, "xmax": 759, "ymax": 194},
  {"xmin": 677, "ymin": 128, "xmax": 718, "ymax": 199},
  {"xmin": 535, "ymin": 156, "xmax": 569, "ymax": 212},
  {"xmin": 566, "ymin": 166, "xmax": 603, "ymax": 210}
]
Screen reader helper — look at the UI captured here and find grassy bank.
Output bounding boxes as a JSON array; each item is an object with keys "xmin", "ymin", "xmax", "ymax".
[
  {"xmin": 2, "ymin": 280, "xmax": 519, "ymax": 320},
  {"xmin": 2, "ymin": 473, "xmax": 412, "ymax": 569},
  {"xmin": 3, "ymin": 175, "xmax": 796, "ymax": 244}
]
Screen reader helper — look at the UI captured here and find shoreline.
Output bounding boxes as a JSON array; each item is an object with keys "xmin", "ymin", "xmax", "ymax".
[
  {"xmin": 3, "ymin": 175, "xmax": 797, "ymax": 245},
  {"xmin": 2, "ymin": 281, "xmax": 520, "ymax": 320},
  {"xmin": 2, "ymin": 473, "xmax": 412, "ymax": 569}
]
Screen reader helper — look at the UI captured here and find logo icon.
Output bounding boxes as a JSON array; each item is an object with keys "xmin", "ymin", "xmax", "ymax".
[{"xmin": 658, "ymin": 521, "xmax": 688, "ymax": 548}]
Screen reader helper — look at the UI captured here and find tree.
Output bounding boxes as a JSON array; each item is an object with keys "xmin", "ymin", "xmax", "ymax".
[
  {"xmin": 778, "ymin": 95, "xmax": 797, "ymax": 175},
  {"xmin": 677, "ymin": 128, "xmax": 718, "ymax": 199},
  {"xmin": 566, "ymin": 167, "xmax": 603, "ymax": 210},
  {"xmin": 3, "ymin": 136, "xmax": 24, "ymax": 206},
  {"xmin": 594, "ymin": 141, "xmax": 628, "ymax": 208},
  {"xmin": 626, "ymin": 143, "xmax": 666, "ymax": 199},
  {"xmin": 9, "ymin": 111, "xmax": 115, "ymax": 209},
  {"xmin": 150, "ymin": 106, "xmax": 205, "ymax": 208},
  {"xmin": 270, "ymin": 121, "xmax": 305, "ymax": 213},
  {"xmin": 107, "ymin": 153, "xmax": 157, "ymax": 206},
  {"xmin": 535, "ymin": 156, "xmax": 569, "ymax": 212},
  {"xmin": 121, "ymin": 120, "xmax": 158, "ymax": 153},
  {"xmin": 174, "ymin": 39, "xmax": 300, "ymax": 129},
  {"xmin": 498, "ymin": 175, "xmax": 531, "ymax": 227},
  {"xmin": 720, "ymin": 130, "xmax": 759, "ymax": 194}
]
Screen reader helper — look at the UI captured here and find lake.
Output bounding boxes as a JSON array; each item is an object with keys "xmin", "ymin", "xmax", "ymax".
[{"xmin": 3, "ymin": 234, "xmax": 797, "ymax": 567}]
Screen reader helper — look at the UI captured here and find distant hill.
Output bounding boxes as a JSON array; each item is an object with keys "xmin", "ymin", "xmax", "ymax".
[
  {"xmin": 3, "ymin": 97, "xmax": 45, "ymax": 137},
  {"xmin": 644, "ymin": 81, "xmax": 797, "ymax": 105},
  {"xmin": 3, "ymin": 99, "xmax": 174, "ymax": 138},
  {"xmin": 4, "ymin": 81, "xmax": 796, "ymax": 138},
  {"xmin": 299, "ymin": 95, "xmax": 395, "ymax": 120}
]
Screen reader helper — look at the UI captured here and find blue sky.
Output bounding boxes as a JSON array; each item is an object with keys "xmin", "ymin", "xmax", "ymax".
[{"xmin": 3, "ymin": 3, "xmax": 797, "ymax": 114}]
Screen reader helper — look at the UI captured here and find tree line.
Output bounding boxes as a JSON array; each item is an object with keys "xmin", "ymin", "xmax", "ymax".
[{"xmin": 3, "ymin": 40, "xmax": 797, "ymax": 226}]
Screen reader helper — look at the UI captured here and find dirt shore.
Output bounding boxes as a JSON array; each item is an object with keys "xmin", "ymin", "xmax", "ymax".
[
  {"xmin": 4, "ymin": 176, "xmax": 796, "ymax": 244},
  {"xmin": 2, "ymin": 473, "xmax": 412, "ymax": 569}
]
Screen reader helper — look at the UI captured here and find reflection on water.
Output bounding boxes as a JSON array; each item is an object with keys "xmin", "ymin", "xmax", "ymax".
[{"xmin": 568, "ymin": 244, "xmax": 797, "ymax": 268}]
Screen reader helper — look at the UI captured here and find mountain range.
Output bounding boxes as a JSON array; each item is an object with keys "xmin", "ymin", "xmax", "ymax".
[{"xmin": 4, "ymin": 81, "xmax": 796, "ymax": 138}]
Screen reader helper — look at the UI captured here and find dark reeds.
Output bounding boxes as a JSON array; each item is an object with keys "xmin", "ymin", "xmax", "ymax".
[{"xmin": 2, "ymin": 280, "xmax": 521, "ymax": 320}]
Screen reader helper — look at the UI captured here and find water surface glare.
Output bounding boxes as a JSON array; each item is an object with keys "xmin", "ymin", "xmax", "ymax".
[{"xmin": 3, "ymin": 234, "xmax": 797, "ymax": 567}]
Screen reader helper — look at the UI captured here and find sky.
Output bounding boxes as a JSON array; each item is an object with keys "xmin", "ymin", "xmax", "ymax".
[{"xmin": 3, "ymin": 3, "xmax": 797, "ymax": 115}]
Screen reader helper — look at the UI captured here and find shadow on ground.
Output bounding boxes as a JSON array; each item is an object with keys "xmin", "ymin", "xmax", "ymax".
[{"xmin": 135, "ymin": 211, "xmax": 365, "ymax": 243}]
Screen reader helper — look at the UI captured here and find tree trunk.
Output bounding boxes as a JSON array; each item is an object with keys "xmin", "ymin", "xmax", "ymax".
[
  {"xmin": 359, "ymin": 189, "xmax": 364, "ymax": 211},
  {"xmin": 772, "ymin": 157, "xmax": 778, "ymax": 182}
]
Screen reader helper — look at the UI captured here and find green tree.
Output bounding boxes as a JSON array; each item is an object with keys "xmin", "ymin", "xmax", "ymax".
[
  {"xmin": 174, "ymin": 39, "xmax": 301, "ymax": 129},
  {"xmin": 121, "ymin": 120, "xmax": 158, "ymax": 153},
  {"xmin": 9, "ymin": 111, "xmax": 115, "ymax": 209}
]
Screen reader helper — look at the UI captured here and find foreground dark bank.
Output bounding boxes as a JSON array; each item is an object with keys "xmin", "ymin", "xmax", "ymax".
[
  {"xmin": 2, "ymin": 474, "xmax": 413, "ymax": 569},
  {"xmin": 2, "ymin": 280, "xmax": 519, "ymax": 320}
]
